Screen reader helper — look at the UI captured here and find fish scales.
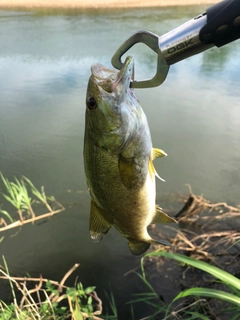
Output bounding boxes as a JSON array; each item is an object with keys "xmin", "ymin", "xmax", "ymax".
[
  {"xmin": 84, "ymin": 56, "xmax": 177, "ymax": 255},
  {"xmin": 85, "ymin": 124, "xmax": 152, "ymax": 238}
]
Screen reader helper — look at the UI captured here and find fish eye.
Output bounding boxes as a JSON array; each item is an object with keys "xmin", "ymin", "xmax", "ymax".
[{"xmin": 87, "ymin": 97, "xmax": 97, "ymax": 110}]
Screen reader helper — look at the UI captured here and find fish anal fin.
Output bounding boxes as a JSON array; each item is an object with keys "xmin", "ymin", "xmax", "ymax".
[
  {"xmin": 89, "ymin": 200, "xmax": 112, "ymax": 243},
  {"xmin": 152, "ymin": 148, "xmax": 167, "ymax": 160},
  {"xmin": 148, "ymin": 158, "xmax": 165, "ymax": 182},
  {"xmin": 118, "ymin": 154, "xmax": 138, "ymax": 189},
  {"xmin": 152, "ymin": 206, "xmax": 177, "ymax": 224},
  {"xmin": 128, "ymin": 240, "xmax": 150, "ymax": 256}
]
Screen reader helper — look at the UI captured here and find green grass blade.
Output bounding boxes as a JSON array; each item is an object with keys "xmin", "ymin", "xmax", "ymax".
[
  {"xmin": 23, "ymin": 176, "xmax": 45, "ymax": 202},
  {"xmin": 104, "ymin": 290, "xmax": 118, "ymax": 317},
  {"xmin": 134, "ymin": 272, "xmax": 158, "ymax": 296},
  {"xmin": 173, "ymin": 287, "xmax": 240, "ymax": 307},
  {"xmin": 184, "ymin": 311, "xmax": 210, "ymax": 320},
  {"xmin": 2, "ymin": 194, "xmax": 17, "ymax": 208},
  {"xmin": 2, "ymin": 256, "xmax": 17, "ymax": 306},
  {"xmin": 22, "ymin": 176, "xmax": 34, "ymax": 188},
  {"xmin": 14, "ymin": 177, "xmax": 22, "ymax": 189},
  {"xmin": 0, "ymin": 174, "xmax": 12, "ymax": 194},
  {"xmin": 10, "ymin": 183, "xmax": 20, "ymax": 198},
  {"xmin": 0, "ymin": 209, "xmax": 13, "ymax": 223},
  {"xmin": 143, "ymin": 252, "xmax": 240, "ymax": 290},
  {"xmin": 20, "ymin": 181, "xmax": 31, "ymax": 205}
]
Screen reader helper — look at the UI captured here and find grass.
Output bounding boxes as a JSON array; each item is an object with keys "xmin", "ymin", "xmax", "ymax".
[
  {"xmin": 0, "ymin": 173, "xmax": 65, "ymax": 236},
  {"xmin": 125, "ymin": 250, "xmax": 240, "ymax": 319},
  {"xmin": 1, "ymin": 241, "xmax": 240, "ymax": 320},
  {"xmin": 141, "ymin": 252, "xmax": 240, "ymax": 318},
  {"xmin": 1, "ymin": 176, "xmax": 240, "ymax": 319},
  {"xmin": 0, "ymin": 173, "xmax": 116, "ymax": 319},
  {"xmin": 0, "ymin": 259, "xmax": 104, "ymax": 319},
  {"xmin": 127, "ymin": 190, "xmax": 240, "ymax": 319}
]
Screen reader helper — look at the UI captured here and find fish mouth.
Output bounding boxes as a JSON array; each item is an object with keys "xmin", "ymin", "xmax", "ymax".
[
  {"xmin": 115, "ymin": 56, "xmax": 134, "ymax": 89},
  {"xmin": 90, "ymin": 56, "xmax": 134, "ymax": 93}
]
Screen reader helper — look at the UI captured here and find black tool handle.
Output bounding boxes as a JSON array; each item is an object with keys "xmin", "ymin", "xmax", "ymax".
[{"xmin": 200, "ymin": 0, "xmax": 240, "ymax": 47}]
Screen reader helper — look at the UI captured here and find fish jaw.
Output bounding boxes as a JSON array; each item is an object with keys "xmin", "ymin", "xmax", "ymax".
[{"xmin": 91, "ymin": 56, "xmax": 133, "ymax": 97}]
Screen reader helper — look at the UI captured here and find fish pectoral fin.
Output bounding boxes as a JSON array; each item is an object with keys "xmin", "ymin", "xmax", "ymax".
[
  {"xmin": 90, "ymin": 200, "xmax": 112, "ymax": 243},
  {"xmin": 128, "ymin": 240, "xmax": 150, "ymax": 256},
  {"xmin": 148, "ymin": 158, "xmax": 165, "ymax": 182},
  {"xmin": 152, "ymin": 147, "xmax": 167, "ymax": 160},
  {"xmin": 149, "ymin": 148, "xmax": 167, "ymax": 182},
  {"xmin": 118, "ymin": 154, "xmax": 138, "ymax": 189},
  {"xmin": 152, "ymin": 206, "xmax": 177, "ymax": 224}
]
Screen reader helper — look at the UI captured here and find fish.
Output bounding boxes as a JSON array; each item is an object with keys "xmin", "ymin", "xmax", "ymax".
[{"xmin": 84, "ymin": 56, "xmax": 177, "ymax": 255}]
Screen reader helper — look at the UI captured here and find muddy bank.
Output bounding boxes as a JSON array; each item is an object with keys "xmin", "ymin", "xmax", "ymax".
[{"xmin": 142, "ymin": 192, "xmax": 240, "ymax": 319}]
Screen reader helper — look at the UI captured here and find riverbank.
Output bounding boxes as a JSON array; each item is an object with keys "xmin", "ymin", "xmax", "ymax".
[{"xmin": 0, "ymin": 0, "xmax": 219, "ymax": 9}]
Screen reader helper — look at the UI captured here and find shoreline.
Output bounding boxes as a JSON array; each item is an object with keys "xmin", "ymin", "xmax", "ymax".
[{"xmin": 0, "ymin": 0, "xmax": 219, "ymax": 9}]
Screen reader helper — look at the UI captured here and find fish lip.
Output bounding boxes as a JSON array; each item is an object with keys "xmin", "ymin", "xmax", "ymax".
[
  {"xmin": 91, "ymin": 57, "xmax": 134, "ymax": 91},
  {"xmin": 115, "ymin": 56, "xmax": 134, "ymax": 88}
]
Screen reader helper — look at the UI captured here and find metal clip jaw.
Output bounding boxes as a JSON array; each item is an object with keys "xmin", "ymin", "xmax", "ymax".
[{"xmin": 111, "ymin": 30, "xmax": 169, "ymax": 89}]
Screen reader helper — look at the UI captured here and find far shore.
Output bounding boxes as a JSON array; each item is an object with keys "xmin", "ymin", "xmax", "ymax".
[{"xmin": 0, "ymin": 0, "xmax": 219, "ymax": 9}]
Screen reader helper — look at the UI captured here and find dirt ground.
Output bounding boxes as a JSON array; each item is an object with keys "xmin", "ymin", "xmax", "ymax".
[{"xmin": 0, "ymin": 0, "xmax": 219, "ymax": 9}]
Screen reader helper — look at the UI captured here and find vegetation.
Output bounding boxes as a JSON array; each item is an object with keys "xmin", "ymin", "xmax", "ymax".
[
  {"xmin": 0, "ymin": 256, "xmax": 103, "ymax": 320},
  {"xmin": 0, "ymin": 174, "xmax": 240, "ymax": 319},
  {"xmin": 0, "ymin": 173, "xmax": 65, "ymax": 239},
  {"xmin": 132, "ymin": 251, "xmax": 240, "ymax": 319},
  {"xmin": 1, "ymin": 249, "xmax": 240, "ymax": 319},
  {"xmin": 127, "ymin": 190, "xmax": 240, "ymax": 319},
  {"xmin": 0, "ymin": 173, "xmax": 105, "ymax": 319}
]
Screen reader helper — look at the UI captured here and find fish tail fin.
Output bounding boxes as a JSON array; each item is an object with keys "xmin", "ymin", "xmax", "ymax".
[
  {"xmin": 128, "ymin": 241, "xmax": 151, "ymax": 256},
  {"xmin": 151, "ymin": 238, "xmax": 172, "ymax": 247},
  {"xmin": 128, "ymin": 237, "xmax": 172, "ymax": 255}
]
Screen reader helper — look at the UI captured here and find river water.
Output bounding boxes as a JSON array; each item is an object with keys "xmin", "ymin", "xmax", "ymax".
[{"xmin": 0, "ymin": 5, "xmax": 240, "ymax": 318}]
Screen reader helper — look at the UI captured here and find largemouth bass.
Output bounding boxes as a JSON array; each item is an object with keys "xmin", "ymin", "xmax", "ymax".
[{"xmin": 84, "ymin": 56, "xmax": 176, "ymax": 255}]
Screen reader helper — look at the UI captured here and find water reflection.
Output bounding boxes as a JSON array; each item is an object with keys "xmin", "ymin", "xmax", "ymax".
[{"xmin": 0, "ymin": 6, "xmax": 240, "ymax": 318}]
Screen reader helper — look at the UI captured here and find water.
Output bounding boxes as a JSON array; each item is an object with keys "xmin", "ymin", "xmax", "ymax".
[{"xmin": 0, "ymin": 6, "xmax": 240, "ymax": 318}]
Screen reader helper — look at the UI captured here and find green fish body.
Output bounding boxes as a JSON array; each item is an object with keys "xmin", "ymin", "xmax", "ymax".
[{"xmin": 84, "ymin": 56, "xmax": 176, "ymax": 255}]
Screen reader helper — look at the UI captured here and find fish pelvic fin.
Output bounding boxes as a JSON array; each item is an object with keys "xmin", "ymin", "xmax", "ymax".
[
  {"xmin": 152, "ymin": 206, "xmax": 177, "ymax": 224},
  {"xmin": 90, "ymin": 200, "xmax": 112, "ymax": 243},
  {"xmin": 128, "ymin": 240, "xmax": 151, "ymax": 256}
]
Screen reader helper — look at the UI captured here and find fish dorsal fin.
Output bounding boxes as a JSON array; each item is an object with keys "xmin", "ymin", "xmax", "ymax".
[
  {"xmin": 118, "ymin": 154, "xmax": 139, "ymax": 189},
  {"xmin": 152, "ymin": 148, "xmax": 167, "ymax": 160},
  {"xmin": 152, "ymin": 206, "xmax": 177, "ymax": 224},
  {"xmin": 148, "ymin": 158, "xmax": 165, "ymax": 182},
  {"xmin": 128, "ymin": 240, "xmax": 150, "ymax": 256},
  {"xmin": 89, "ymin": 200, "xmax": 112, "ymax": 242}
]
